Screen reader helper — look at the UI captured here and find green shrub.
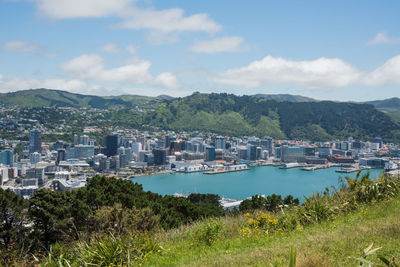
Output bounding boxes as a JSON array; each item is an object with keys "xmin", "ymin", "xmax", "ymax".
[
  {"xmin": 89, "ymin": 203, "xmax": 160, "ymax": 235},
  {"xmin": 40, "ymin": 233, "xmax": 161, "ymax": 266},
  {"xmin": 192, "ymin": 218, "xmax": 224, "ymax": 246},
  {"xmin": 301, "ymin": 194, "xmax": 333, "ymax": 224}
]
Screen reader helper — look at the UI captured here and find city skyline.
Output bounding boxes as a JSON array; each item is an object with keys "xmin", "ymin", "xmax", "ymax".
[{"xmin": 1, "ymin": 0, "xmax": 400, "ymax": 101}]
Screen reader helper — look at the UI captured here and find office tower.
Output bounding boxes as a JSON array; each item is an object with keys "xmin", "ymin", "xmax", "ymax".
[
  {"xmin": 57, "ymin": 149, "xmax": 66, "ymax": 164},
  {"xmin": 73, "ymin": 134, "xmax": 79, "ymax": 146},
  {"xmin": 0, "ymin": 150, "xmax": 14, "ymax": 166},
  {"xmin": 205, "ymin": 146, "xmax": 216, "ymax": 161},
  {"xmin": 153, "ymin": 148, "xmax": 167, "ymax": 165},
  {"xmin": 80, "ymin": 135, "xmax": 89, "ymax": 145},
  {"xmin": 29, "ymin": 129, "xmax": 42, "ymax": 153},
  {"xmin": 105, "ymin": 134, "xmax": 118, "ymax": 157}
]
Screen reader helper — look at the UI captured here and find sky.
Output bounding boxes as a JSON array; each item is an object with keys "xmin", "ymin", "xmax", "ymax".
[{"xmin": 0, "ymin": 0, "xmax": 400, "ymax": 101}]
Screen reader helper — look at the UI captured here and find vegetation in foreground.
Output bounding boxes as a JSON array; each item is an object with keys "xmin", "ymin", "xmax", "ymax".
[{"xmin": 1, "ymin": 172, "xmax": 400, "ymax": 266}]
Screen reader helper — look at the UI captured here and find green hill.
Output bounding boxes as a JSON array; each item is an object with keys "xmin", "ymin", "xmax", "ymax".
[
  {"xmin": 145, "ymin": 93, "xmax": 400, "ymax": 142},
  {"xmin": 0, "ymin": 88, "xmax": 171, "ymax": 108},
  {"xmin": 366, "ymin": 97, "xmax": 400, "ymax": 114},
  {"xmin": 253, "ymin": 93, "xmax": 316, "ymax": 102}
]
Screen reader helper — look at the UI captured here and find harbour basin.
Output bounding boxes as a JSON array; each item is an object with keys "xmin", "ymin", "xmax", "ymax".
[{"xmin": 132, "ymin": 166, "xmax": 384, "ymax": 200}]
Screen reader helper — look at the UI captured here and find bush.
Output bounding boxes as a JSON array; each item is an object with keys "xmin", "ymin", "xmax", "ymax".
[
  {"xmin": 40, "ymin": 233, "xmax": 161, "ymax": 266},
  {"xmin": 301, "ymin": 194, "xmax": 333, "ymax": 224},
  {"xmin": 89, "ymin": 204, "xmax": 159, "ymax": 235},
  {"xmin": 192, "ymin": 218, "xmax": 224, "ymax": 246}
]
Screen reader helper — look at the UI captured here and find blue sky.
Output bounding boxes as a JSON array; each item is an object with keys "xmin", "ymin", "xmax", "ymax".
[{"xmin": 0, "ymin": 0, "xmax": 399, "ymax": 101}]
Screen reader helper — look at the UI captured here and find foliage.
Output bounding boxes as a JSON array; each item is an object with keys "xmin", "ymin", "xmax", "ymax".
[
  {"xmin": 352, "ymin": 243, "xmax": 399, "ymax": 267},
  {"xmin": 0, "ymin": 189, "xmax": 27, "ymax": 257},
  {"xmin": 144, "ymin": 93, "xmax": 400, "ymax": 142},
  {"xmin": 192, "ymin": 218, "xmax": 224, "ymax": 246},
  {"xmin": 239, "ymin": 194, "xmax": 299, "ymax": 211},
  {"xmin": 39, "ymin": 233, "xmax": 161, "ymax": 266},
  {"xmin": 88, "ymin": 204, "xmax": 160, "ymax": 235}
]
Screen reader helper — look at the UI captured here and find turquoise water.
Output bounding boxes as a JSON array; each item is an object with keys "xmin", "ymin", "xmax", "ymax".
[{"xmin": 132, "ymin": 166, "xmax": 384, "ymax": 200}]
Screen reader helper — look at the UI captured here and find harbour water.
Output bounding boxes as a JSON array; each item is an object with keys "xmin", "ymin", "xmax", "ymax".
[{"xmin": 132, "ymin": 166, "xmax": 384, "ymax": 201}]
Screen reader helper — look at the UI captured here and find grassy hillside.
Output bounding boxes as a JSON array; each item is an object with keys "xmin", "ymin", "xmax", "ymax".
[
  {"xmin": 146, "ymin": 93, "xmax": 400, "ymax": 142},
  {"xmin": 0, "ymin": 88, "xmax": 170, "ymax": 108},
  {"xmin": 253, "ymin": 94, "xmax": 316, "ymax": 102},
  {"xmin": 366, "ymin": 97, "xmax": 400, "ymax": 114},
  {"xmin": 144, "ymin": 198, "xmax": 400, "ymax": 266},
  {"xmin": 29, "ymin": 172, "xmax": 400, "ymax": 267}
]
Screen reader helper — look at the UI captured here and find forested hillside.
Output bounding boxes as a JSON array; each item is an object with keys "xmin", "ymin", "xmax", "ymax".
[
  {"xmin": 0, "ymin": 88, "xmax": 170, "ymax": 108},
  {"xmin": 145, "ymin": 93, "xmax": 400, "ymax": 142}
]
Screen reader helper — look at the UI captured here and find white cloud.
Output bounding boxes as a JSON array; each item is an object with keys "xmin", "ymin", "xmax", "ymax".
[
  {"xmin": 154, "ymin": 72, "xmax": 179, "ymax": 89},
  {"xmin": 60, "ymin": 54, "xmax": 180, "ymax": 89},
  {"xmin": 213, "ymin": 56, "xmax": 361, "ymax": 89},
  {"xmin": 190, "ymin": 36, "xmax": 245, "ymax": 53},
  {"xmin": 118, "ymin": 8, "xmax": 221, "ymax": 34},
  {"xmin": 34, "ymin": 0, "xmax": 221, "ymax": 37},
  {"xmin": 101, "ymin": 43, "xmax": 120, "ymax": 54},
  {"xmin": 367, "ymin": 32, "xmax": 400, "ymax": 45},
  {"xmin": 0, "ymin": 40, "xmax": 38, "ymax": 52},
  {"xmin": 36, "ymin": 0, "xmax": 133, "ymax": 19},
  {"xmin": 363, "ymin": 55, "xmax": 400, "ymax": 86},
  {"xmin": 0, "ymin": 74, "xmax": 89, "ymax": 93}
]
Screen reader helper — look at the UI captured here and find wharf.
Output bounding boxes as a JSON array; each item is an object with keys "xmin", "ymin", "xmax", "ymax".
[
  {"xmin": 301, "ymin": 165, "xmax": 331, "ymax": 171},
  {"xmin": 203, "ymin": 168, "xmax": 249, "ymax": 175},
  {"xmin": 335, "ymin": 167, "xmax": 370, "ymax": 173}
]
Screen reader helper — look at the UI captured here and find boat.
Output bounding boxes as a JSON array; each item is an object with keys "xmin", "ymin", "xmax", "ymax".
[{"xmin": 280, "ymin": 162, "xmax": 303, "ymax": 169}]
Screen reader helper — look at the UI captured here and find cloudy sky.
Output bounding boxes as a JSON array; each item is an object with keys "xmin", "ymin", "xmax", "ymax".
[{"xmin": 0, "ymin": 0, "xmax": 399, "ymax": 101}]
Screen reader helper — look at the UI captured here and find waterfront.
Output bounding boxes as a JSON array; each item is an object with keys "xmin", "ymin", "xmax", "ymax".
[{"xmin": 133, "ymin": 166, "xmax": 384, "ymax": 200}]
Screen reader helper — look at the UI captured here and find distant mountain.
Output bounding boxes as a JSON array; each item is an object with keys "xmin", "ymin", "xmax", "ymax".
[
  {"xmin": 252, "ymin": 94, "xmax": 316, "ymax": 102},
  {"xmin": 366, "ymin": 97, "xmax": 400, "ymax": 114},
  {"xmin": 0, "ymin": 88, "xmax": 172, "ymax": 108}
]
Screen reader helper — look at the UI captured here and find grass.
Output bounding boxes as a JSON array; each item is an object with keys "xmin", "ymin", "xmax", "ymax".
[
  {"xmin": 144, "ymin": 198, "xmax": 400, "ymax": 266},
  {"xmin": 34, "ymin": 174, "xmax": 400, "ymax": 266}
]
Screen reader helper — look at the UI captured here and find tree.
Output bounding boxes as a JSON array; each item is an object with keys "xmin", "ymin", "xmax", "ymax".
[
  {"xmin": 239, "ymin": 195, "xmax": 266, "ymax": 211},
  {"xmin": 0, "ymin": 189, "xmax": 27, "ymax": 250},
  {"xmin": 283, "ymin": 195, "xmax": 300, "ymax": 206},
  {"xmin": 28, "ymin": 189, "xmax": 73, "ymax": 249},
  {"xmin": 266, "ymin": 194, "xmax": 283, "ymax": 212}
]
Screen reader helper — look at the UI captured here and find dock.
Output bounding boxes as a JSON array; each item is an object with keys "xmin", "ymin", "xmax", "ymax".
[
  {"xmin": 203, "ymin": 168, "xmax": 249, "ymax": 175},
  {"xmin": 301, "ymin": 165, "xmax": 331, "ymax": 171},
  {"xmin": 335, "ymin": 167, "xmax": 371, "ymax": 173}
]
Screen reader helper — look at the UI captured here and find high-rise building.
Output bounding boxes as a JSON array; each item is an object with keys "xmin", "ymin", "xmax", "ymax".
[
  {"xmin": 153, "ymin": 148, "xmax": 167, "ymax": 165},
  {"xmin": 261, "ymin": 136, "xmax": 274, "ymax": 156},
  {"xmin": 215, "ymin": 137, "xmax": 226, "ymax": 150},
  {"xmin": 80, "ymin": 135, "xmax": 89, "ymax": 145},
  {"xmin": 105, "ymin": 134, "xmax": 118, "ymax": 157},
  {"xmin": 247, "ymin": 145, "xmax": 257, "ymax": 161},
  {"xmin": 57, "ymin": 149, "xmax": 66, "ymax": 164},
  {"xmin": 205, "ymin": 146, "xmax": 216, "ymax": 161},
  {"xmin": 29, "ymin": 129, "xmax": 42, "ymax": 153},
  {"xmin": 131, "ymin": 142, "xmax": 142, "ymax": 156},
  {"xmin": 0, "ymin": 150, "xmax": 14, "ymax": 166},
  {"xmin": 144, "ymin": 153, "xmax": 154, "ymax": 166},
  {"xmin": 29, "ymin": 152, "xmax": 41, "ymax": 164}
]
